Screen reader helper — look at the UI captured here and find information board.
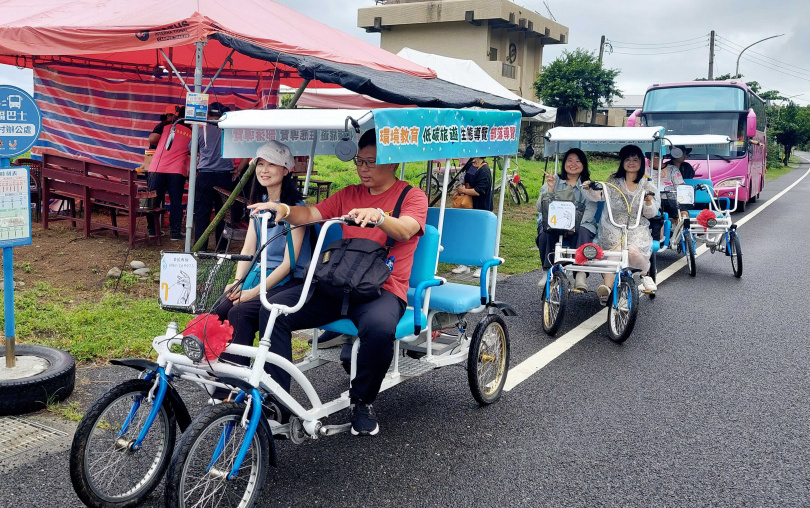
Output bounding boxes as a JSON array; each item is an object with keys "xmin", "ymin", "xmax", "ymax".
[
  {"xmin": 185, "ymin": 93, "xmax": 210, "ymax": 122},
  {"xmin": 0, "ymin": 86, "xmax": 42, "ymax": 159},
  {"xmin": 0, "ymin": 166, "xmax": 31, "ymax": 247},
  {"xmin": 159, "ymin": 253, "xmax": 198, "ymax": 310}
]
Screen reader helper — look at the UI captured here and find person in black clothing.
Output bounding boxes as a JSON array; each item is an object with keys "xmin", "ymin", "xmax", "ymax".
[
  {"xmin": 451, "ymin": 156, "xmax": 493, "ymax": 276},
  {"xmin": 147, "ymin": 105, "xmax": 178, "ymax": 149},
  {"xmin": 667, "ymin": 145, "xmax": 695, "ymax": 179}
]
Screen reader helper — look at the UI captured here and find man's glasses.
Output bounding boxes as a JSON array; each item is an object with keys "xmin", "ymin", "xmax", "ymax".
[{"xmin": 353, "ymin": 157, "xmax": 377, "ymax": 169}]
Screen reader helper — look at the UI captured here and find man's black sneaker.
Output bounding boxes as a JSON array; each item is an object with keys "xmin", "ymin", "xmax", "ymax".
[
  {"xmin": 170, "ymin": 232, "xmax": 184, "ymax": 241},
  {"xmin": 350, "ymin": 402, "xmax": 379, "ymax": 436}
]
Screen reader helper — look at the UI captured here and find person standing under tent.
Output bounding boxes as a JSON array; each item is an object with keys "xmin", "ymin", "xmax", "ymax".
[
  {"xmin": 193, "ymin": 102, "xmax": 248, "ymax": 249},
  {"xmin": 147, "ymin": 107, "xmax": 190, "ymax": 240}
]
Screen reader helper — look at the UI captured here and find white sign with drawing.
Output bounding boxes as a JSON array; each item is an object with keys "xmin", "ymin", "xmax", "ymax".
[
  {"xmin": 676, "ymin": 184, "xmax": 695, "ymax": 205},
  {"xmin": 159, "ymin": 253, "xmax": 197, "ymax": 308},
  {"xmin": 547, "ymin": 201, "xmax": 576, "ymax": 230}
]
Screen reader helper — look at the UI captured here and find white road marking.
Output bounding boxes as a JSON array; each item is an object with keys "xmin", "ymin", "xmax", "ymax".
[{"xmin": 504, "ymin": 162, "xmax": 810, "ymax": 392}]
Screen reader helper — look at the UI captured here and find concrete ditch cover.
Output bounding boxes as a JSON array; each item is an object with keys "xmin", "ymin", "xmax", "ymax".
[{"xmin": 0, "ymin": 416, "xmax": 68, "ymax": 463}]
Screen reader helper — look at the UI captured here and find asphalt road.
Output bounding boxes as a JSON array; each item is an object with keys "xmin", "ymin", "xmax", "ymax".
[{"xmin": 2, "ymin": 157, "xmax": 809, "ymax": 507}]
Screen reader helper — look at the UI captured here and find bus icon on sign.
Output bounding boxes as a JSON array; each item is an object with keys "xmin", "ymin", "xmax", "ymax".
[{"xmin": 8, "ymin": 95, "xmax": 22, "ymax": 109}]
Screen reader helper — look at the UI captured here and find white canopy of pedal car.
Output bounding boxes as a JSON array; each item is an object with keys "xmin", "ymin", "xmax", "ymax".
[
  {"xmin": 219, "ymin": 108, "xmax": 375, "ymax": 158},
  {"xmin": 543, "ymin": 126, "xmax": 667, "ymax": 156}
]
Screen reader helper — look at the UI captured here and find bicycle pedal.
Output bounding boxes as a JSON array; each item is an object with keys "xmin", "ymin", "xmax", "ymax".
[{"xmin": 319, "ymin": 423, "xmax": 352, "ymax": 437}]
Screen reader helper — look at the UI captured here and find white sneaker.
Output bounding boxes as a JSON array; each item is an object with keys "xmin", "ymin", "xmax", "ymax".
[
  {"xmin": 574, "ymin": 272, "xmax": 587, "ymax": 291},
  {"xmin": 641, "ymin": 276, "xmax": 657, "ymax": 292},
  {"xmin": 451, "ymin": 265, "xmax": 470, "ymax": 274},
  {"xmin": 596, "ymin": 285, "xmax": 610, "ymax": 306},
  {"xmin": 472, "ymin": 268, "xmax": 482, "ymax": 277}
]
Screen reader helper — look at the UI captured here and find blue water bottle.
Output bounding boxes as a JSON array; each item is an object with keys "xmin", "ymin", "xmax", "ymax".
[{"xmin": 385, "ymin": 256, "xmax": 395, "ymax": 271}]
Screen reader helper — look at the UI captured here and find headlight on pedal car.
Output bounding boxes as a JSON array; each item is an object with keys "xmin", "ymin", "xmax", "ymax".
[
  {"xmin": 707, "ymin": 218, "xmax": 717, "ymax": 227},
  {"xmin": 182, "ymin": 335, "xmax": 205, "ymax": 363},
  {"xmin": 583, "ymin": 244, "xmax": 599, "ymax": 260}
]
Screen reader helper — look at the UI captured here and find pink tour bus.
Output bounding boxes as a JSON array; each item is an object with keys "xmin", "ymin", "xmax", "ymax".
[{"xmin": 628, "ymin": 81, "xmax": 766, "ymax": 212}]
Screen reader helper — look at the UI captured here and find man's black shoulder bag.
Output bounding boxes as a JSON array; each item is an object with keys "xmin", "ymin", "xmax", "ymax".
[{"xmin": 312, "ymin": 185, "xmax": 412, "ymax": 315}]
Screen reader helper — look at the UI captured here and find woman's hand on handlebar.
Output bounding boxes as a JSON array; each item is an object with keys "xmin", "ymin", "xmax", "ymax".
[
  {"xmin": 345, "ymin": 207, "xmax": 384, "ymax": 228},
  {"xmin": 246, "ymin": 201, "xmax": 281, "ymax": 220}
]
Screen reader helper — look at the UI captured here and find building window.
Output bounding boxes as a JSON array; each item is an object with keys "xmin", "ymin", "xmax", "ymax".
[
  {"xmin": 489, "ymin": 47, "xmax": 498, "ymax": 61},
  {"xmin": 502, "ymin": 63, "xmax": 516, "ymax": 79}
]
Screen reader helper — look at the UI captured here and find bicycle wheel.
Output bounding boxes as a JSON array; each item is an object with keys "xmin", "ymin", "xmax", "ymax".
[
  {"xmin": 541, "ymin": 270, "xmax": 568, "ymax": 336},
  {"xmin": 419, "ymin": 174, "xmax": 441, "ymax": 197},
  {"xmin": 607, "ymin": 274, "xmax": 639, "ymax": 343},
  {"xmin": 70, "ymin": 378, "xmax": 176, "ymax": 508},
  {"xmin": 166, "ymin": 401, "xmax": 270, "ymax": 508},
  {"xmin": 508, "ymin": 182, "xmax": 521, "ymax": 205},
  {"xmin": 467, "ymin": 314, "xmax": 510, "ymax": 405},
  {"xmin": 729, "ymin": 231, "xmax": 743, "ymax": 278},
  {"xmin": 683, "ymin": 231, "xmax": 696, "ymax": 277},
  {"xmin": 517, "ymin": 182, "xmax": 529, "ymax": 204}
]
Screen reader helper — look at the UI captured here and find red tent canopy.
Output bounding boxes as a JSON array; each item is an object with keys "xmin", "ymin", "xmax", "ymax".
[{"xmin": 0, "ymin": 0, "xmax": 435, "ymax": 79}]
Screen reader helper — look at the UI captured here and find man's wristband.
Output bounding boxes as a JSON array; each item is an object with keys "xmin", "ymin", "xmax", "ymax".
[{"xmin": 376, "ymin": 208, "xmax": 386, "ymax": 226}]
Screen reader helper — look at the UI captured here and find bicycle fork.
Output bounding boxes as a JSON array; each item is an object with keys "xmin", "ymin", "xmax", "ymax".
[{"xmin": 118, "ymin": 367, "xmax": 169, "ymax": 452}]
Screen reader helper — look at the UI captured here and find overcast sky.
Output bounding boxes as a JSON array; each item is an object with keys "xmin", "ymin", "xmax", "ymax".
[{"xmin": 2, "ymin": 0, "xmax": 808, "ymax": 104}]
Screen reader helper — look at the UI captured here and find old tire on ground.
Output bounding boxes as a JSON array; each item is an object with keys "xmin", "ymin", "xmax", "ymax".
[{"xmin": 0, "ymin": 344, "xmax": 75, "ymax": 415}]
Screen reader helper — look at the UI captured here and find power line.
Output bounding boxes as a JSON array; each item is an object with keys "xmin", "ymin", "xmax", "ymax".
[
  {"xmin": 716, "ymin": 35, "xmax": 810, "ymax": 77},
  {"xmin": 612, "ymin": 46, "xmax": 707, "ymax": 56},
  {"xmin": 611, "ymin": 40, "xmax": 708, "ymax": 51},
  {"xmin": 609, "ymin": 34, "xmax": 708, "ymax": 46},
  {"xmin": 716, "ymin": 46, "xmax": 810, "ymax": 83}
]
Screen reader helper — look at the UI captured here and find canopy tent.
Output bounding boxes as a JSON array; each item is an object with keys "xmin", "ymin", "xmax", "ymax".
[
  {"xmin": 283, "ymin": 48, "xmax": 555, "ymax": 123},
  {"xmin": 0, "ymin": 0, "xmax": 539, "ymax": 250}
]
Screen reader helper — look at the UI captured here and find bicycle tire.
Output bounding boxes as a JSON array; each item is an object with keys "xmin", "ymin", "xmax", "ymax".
[
  {"xmin": 517, "ymin": 182, "xmax": 529, "ymax": 204},
  {"xmin": 508, "ymin": 182, "xmax": 521, "ymax": 205},
  {"xmin": 166, "ymin": 402, "xmax": 269, "ymax": 508},
  {"xmin": 70, "ymin": 379, "xmax": 175, "ymax": 508}
]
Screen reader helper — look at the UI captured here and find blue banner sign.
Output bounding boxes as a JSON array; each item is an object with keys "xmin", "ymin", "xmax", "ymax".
[
  {"xmin": 0, "ymin": 85, "xmax": 42, "ymax": 158},
  {"xmin": 373, "ymin": 108, "xmax": 521, "ymax": 163}
]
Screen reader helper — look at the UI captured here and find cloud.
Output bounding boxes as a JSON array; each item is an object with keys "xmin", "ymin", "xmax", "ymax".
[{"xmin": 3, "ymin": 0, "xmax": 807, "ymax": 104}]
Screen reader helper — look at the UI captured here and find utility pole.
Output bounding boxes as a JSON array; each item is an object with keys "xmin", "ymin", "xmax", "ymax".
[
  {"xmin": 591, "ymin": 35, "xmax": 606, "ymax": 124},
  {"xmin": 708, "ymin": 30, "xmax": 715, "ymax": 80}
]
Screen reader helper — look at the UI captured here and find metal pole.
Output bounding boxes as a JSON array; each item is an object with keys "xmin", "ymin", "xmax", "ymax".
[
  {"xmin": 708, "ymin": 30, "xmax": 715, "ymax": 80},
  {"xmin": 3, "ymin": 247, "xmax": 15, "ymax": 368},
  {"xmin": 184, "ymin": 41, "xmax": 205, "ymax": 252},
  {"xmin": 735, "ymin": 34, "xmax": 784, "ymax": 77},
  {"xmin": 591, "ymin": 35, "xmax": 606, "ymax": 124}
]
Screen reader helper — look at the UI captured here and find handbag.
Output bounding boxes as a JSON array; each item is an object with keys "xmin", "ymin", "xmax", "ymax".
[
  {"xmin": 311, "ymin": 185, "xmax": 411, "ymax": 315},
  {"xmin": 453, "ymin": 184, "xmax": 473, "ymax": 209}
]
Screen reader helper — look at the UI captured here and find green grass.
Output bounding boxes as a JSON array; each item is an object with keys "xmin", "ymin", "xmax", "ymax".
[
  {"xmin": 766, "ymin": 154, "xmax": 803, "ymax": 181},
  {"xmin": 2, "ymin": 281, "xmax": 311, "ymax": 363},
  {"xmin": 2, "ymin": 282, "xmax": 188, "ymax": 361}
]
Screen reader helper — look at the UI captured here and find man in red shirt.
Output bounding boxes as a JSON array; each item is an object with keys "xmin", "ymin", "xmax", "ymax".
[{"xmin": 248, "ymin": 129, "xmax": 428, "ymax": 436}]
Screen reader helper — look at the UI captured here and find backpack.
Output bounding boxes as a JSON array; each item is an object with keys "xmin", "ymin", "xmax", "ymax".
[{"xmin": 311, "ymin": 185, "xmax": 412, "ymax": 314}]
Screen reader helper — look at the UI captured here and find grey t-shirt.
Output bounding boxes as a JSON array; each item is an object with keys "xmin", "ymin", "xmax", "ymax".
[{"xmin": 196, "ymin": 124, "xmax": 233, "ymax": 172}]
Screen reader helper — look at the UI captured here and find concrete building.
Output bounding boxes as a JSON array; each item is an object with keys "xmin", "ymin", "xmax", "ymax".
[{"xmin": 358, "ymin": 0, "xmax": 568, "ymax": 102}]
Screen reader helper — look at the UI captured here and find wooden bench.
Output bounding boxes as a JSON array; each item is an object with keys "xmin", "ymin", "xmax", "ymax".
[
  {"xmin": 41, "ymin": 151, "xmax": 166, "ymax": 247},
  {"xmin": 294, "ymin": 176, "xmax": 332, "ymax": 203}
]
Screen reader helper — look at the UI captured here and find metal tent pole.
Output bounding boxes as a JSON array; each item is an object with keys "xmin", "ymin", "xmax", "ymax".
[{"xmin": 184, "ymin": 41, "xmax": 205, "ymax": 252}]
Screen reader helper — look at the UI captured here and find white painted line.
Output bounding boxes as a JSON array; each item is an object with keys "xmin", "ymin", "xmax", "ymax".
[{"xmin": 504, "ymin": 162, "xmax": 810, "ymax": 392}]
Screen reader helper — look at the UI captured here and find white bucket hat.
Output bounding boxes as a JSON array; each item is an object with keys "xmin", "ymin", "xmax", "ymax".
[{"xmin": 255, "ymin": 140, "xmax": 294, "ymax": 170}]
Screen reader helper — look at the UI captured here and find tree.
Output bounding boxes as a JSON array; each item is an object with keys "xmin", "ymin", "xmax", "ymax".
[
  {"xmin": 770, "ymin": 102, "xmax": 810, "ymax": 165},
  {"xmin": 695, "ymin": 74, "xmax": 762, "ymax": 94},
  {"xmin": 534, "ymin": 48, "xmax": 622, "ymax": 126}
]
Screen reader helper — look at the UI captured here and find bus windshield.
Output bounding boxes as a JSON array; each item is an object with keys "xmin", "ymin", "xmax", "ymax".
[
  {"xmin": 643, "ymin": 86, "xmax": 745, "ymax": 112},
  {"xmin": 643, "ymin": 111, "xmax": 747, "ymax": 158}
]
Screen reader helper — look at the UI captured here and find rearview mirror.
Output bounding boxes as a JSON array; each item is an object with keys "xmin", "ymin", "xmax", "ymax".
[{"xmin": 746, "ymin": 108, "xmax": 757, "ymax": 138}]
